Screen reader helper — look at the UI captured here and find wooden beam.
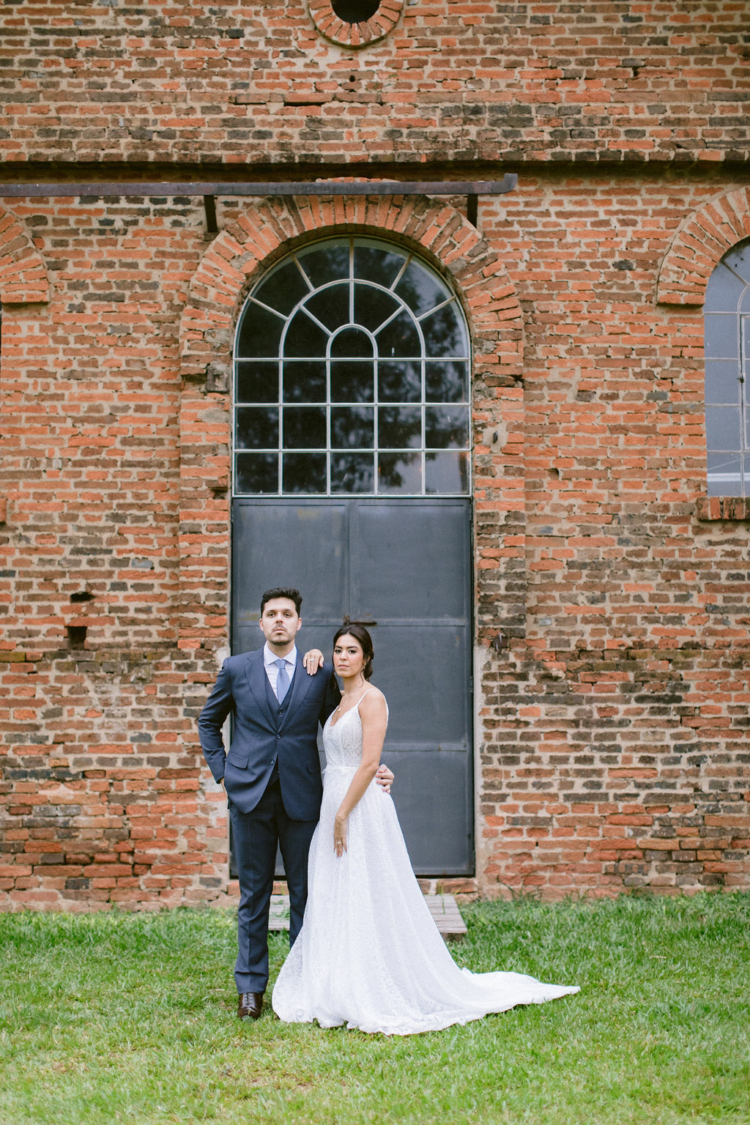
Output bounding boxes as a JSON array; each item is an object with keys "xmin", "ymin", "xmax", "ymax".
[
  {"xmin": 0, "ymin": 175, "xmax": 518, "ymax": 199},
  {"xmin": 268, "ymin": 893, "xmax": 468, "ymax": 942}
]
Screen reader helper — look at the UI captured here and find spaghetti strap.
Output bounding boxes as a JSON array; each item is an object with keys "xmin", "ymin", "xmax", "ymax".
[
  {"xmin": 355, "ymin": 688, "xmax": 376, "ymax": 710},
  {"xmin": 356, "ymin": 687, "xmax": 388, "ymax": 721}
]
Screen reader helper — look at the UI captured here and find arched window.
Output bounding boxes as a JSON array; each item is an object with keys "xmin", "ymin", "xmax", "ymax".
[
  {"xmin": 233, "ymin": 237, "xmax": 471, "ymax": 497},
  {"xmin": 704, "ymin": 238, "xmax": 750, "ymax": 497}
]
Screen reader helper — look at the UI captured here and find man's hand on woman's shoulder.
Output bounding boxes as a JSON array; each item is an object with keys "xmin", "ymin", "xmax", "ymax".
[{"xmin": 375, "ymin": 763, "xmax": 393, "ymax": 794}]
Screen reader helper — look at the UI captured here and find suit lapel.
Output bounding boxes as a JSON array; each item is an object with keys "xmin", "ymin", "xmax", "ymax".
[
  {"xmin": 278, "ymin": 652, "xmax": 315, "ymax": 732},
  {"xmin": 244, "ymin": 650, "xmax": 275, "ymax": 732}
]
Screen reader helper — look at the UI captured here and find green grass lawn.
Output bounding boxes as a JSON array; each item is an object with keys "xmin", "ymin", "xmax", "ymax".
[{"xmin": 0, "ymin": 892, "xmax": 748, "ymax": 1125}]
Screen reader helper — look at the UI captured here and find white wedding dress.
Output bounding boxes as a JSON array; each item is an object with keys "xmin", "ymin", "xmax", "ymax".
[{"xmin": 272, "ymin": 692, "xmax": 579, "ymax": 1036}]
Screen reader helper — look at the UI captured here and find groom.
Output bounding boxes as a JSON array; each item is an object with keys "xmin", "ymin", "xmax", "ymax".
[{"xmin": 198, "ymin": 587, "xmax": 393, "ymax": 1021}]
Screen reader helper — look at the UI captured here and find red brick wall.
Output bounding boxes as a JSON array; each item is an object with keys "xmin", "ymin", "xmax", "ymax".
[
  {"xmin": 0, "ymin": 1, "xmax": 749, "ymax": 909},
  {"xmin": 476, "ymin": 176, "xmax": 750, "ymax": 896},
  {"xmin": 1, "ymin": 0, "xmax": 748, "ymax": 167}
]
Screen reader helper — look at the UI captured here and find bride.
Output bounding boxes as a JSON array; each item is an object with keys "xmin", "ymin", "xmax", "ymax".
[{"xmin": 272, "ymin": 624, "xmax": 579, "ymax": 1036}]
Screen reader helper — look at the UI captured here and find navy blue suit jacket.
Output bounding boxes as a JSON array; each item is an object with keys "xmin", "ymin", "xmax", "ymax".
[{"xmin": 198, "ymin": 649, "xmax": 341, "ymax": 821}]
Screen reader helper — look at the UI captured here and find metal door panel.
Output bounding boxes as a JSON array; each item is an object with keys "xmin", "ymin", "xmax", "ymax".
[
  {"xmin": 368, "ymin": 626, "xmax": 469, "ymax": 747},
  {"xmin": 232, "ymin": 502, "xmax": 348, "ymax": 649},
  {"xmin": 352, "ymin": 501, "xmax": 470, "ymax": 620},
  {"xmin": 231, "ymin": 497, "xmax": 473, "ymax": 875},
  {"xmin": 380, "ymin": 751, "xmax": 473, "ymax": 874}
]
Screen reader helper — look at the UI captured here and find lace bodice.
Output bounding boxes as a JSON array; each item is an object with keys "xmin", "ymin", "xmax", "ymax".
[
  {"xmin": 323, "ymin": 690, "xmax": 386, "ymax": 768},
  {"xmin": 323, "ymin": 708, "xmax": 363, "ymax": 768}
]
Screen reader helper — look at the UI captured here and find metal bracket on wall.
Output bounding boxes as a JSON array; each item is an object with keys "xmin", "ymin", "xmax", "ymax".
[
  {"xmin": 466, "ymin": 194, "xmax": 479, "ymax": 228},
  {"xmin": 203, "ymin": 194, "xmax": 218, "ymax": 234},
  {"xmin": 0, "ymin": 175, "xmax": 517, "ymax": 232}
]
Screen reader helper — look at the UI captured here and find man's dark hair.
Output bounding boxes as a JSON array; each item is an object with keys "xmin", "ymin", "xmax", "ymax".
[{"xmin": 260, "ymin": 587, "xmax": 302, "ymax": 615}]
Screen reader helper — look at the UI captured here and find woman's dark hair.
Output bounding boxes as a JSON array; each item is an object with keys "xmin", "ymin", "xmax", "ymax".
[{"xmin": 332, "ymin": 623, "xmax": 374, "ymax": 681}]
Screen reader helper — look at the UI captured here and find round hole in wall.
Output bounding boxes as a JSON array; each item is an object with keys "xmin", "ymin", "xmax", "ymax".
[
  {"xmin": 331, "ymin": 0, "xmax": 380, "ymax": 22},
  {"xmin": 309, "ymin": 0, "xmax": 402, "ymax": 47}
]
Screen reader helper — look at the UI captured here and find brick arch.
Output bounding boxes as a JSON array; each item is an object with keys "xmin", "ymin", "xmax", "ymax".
[
  {"xmin": 0, "ymin": 205, "xmax": 50, "ymax": 304},
  {"xmin": 179, "ymin": 193, "xmax": 524, "ymax": 383},
  {"xmin": 656, "ymin": 186, "xmax": 750, "ymax": 306},
  {"xmin": 177, "ymin": 192, "xmax": 525, "ymax": 662}
]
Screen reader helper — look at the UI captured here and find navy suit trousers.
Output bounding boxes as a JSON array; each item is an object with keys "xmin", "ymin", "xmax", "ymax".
[{"xmin": 230, "ymin": 776, "xmax": 317, "ymax": 995}]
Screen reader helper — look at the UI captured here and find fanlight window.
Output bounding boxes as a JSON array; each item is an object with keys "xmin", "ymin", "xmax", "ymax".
[
  {"xmin": 233, "ymin": 237, "xmax": 471, "ymax": 497},
  {"xmin": 704, "ymin": 238, "xmax": 750, "ymax": 497}
]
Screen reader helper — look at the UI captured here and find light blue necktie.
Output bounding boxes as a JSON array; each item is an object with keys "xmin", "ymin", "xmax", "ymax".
[{"xmin": 274, "ymin": 658, "xmax": 290, "ymax": 704}]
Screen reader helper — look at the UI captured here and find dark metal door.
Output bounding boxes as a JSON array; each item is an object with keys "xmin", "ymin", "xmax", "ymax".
[{"xmin": 231, "ymin": 497, "xmax": 473, "ymax": 875}]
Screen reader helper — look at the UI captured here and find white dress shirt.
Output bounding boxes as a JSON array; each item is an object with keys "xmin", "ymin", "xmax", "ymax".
[{"xmin": 263, "ymin": 643, "xmax": 297, "ymax": 700}]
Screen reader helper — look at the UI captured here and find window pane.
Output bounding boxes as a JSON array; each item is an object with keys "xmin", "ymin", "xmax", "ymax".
[
  {"xmin": 707, "ymin": 452, "xmax": 742, "ymax": 497},
  {"xmin": 283, "ymin": 452, "xmax": 327, "ymax": 494},
  {"xmin": 331, "ymin": 360, "xmax": 374, "ymax": 403},
  {"xmin": 353, "ymin": 245, "xmax": 405, "ymax": 288},
  {"xmin": 376, "ymin": 309, "xmax": 421, "ymax": 358},
  {"xmin": 283, "ymin": 361, "xmax": 326, "ymax": 403},
  {"xmin": 305, "ymin": 282, "xmax": 351, "ymax": 332},
  {"xmin": 704, "ymin": 314, "xmax": 739, "ymax": 359},
  {"xmin": 331, "ymin": 452, "xmax": 375, "ymax": 493},
  {"xmin": 283, "ymin": 310, "xmax": 329, "ymax": 357},
  {"xmin": 378, "ymin": 360, "xmax": 421, "ymax": 403},
  {"xmin": 297, "ymin": 244, "xmax": 350, "ymax": 289},
  {"xmin": 425, "ymin": 360, "xmax": 469, "ymax": 403},
  {"xmin": 254, "ymin": 260, "xmax": 309, "ymax": 317},
  {"xmin": 236, "ymin": 452, "xmax": 278, "ymax": 494},
  {"xmin": 704, "ymin": 263, "xmax": 747, "ymax": 313},
  {"xmin": 426, "ymin": 451, "xmax": 469, "ymax": 494},
  {"xmin": 378, "ymin": 406, "xmax": 421, "ymax": 449},
  {"xmin": 354, "ymin": 283, "xmax": 400, "ymax": 333},
  {"xmin": 378, "ymin": 452, "xmax": 422, "ymax": 494},
  {"xmin": 330, "ymin": 327, "xmax": 373, "ymax": 358},
  {"xmin": 236, "ymin": 407, "xmax": 278, "ymax": 450},
  {"xmin": 426, "ymin": 406, "xmax": 470, "ymax": 449},
  {"xmin": 705, "ymin": 360, "xmax": 741, "ymax": 405},
  {"xmin": 283, "ymin": 406, "xmax": 326, "ymax": 449},
  {"xmin": 705, "ymin": 406, "xmax": 741, "ymax": 451},
  {"xmin": 331, "ymin": 407, "xmax": 374, "ymax": 449},
  {"xmin": 395, "ymin": 261, "xmax": 450, "ymax": 316},
  {"xmin": 236, "ymin": 361, "xmax": 278, "ymax": 404},
  {"xmin": 724, "ymin": 240, "xmax": 750, "ymax": 285},
  {"xmin": 237, "ymin": 302, "xmax": 285, "ymax": 358},
  {"xmin": 421, "ymin": 301, "xmax": 468, "ymax": 357}
]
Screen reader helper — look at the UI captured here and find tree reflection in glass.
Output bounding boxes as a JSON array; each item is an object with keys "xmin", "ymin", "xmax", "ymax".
[{"xmin": 234, "ymin": 237, "xmax": 471, "ymax": 496}]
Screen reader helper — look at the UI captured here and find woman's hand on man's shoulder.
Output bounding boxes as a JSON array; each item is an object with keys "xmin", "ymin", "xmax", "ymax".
[{"xmin": 303, "ymin": 649, "xmax": 326, "ymax": 675}]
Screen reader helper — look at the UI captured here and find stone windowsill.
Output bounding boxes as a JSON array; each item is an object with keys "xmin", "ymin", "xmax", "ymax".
[{"xmin": 695, "ymin": 497, "xmax": 750, "ymax": 522}]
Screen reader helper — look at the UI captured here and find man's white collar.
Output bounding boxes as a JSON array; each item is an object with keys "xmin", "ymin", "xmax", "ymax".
[{"xmin": 263, "ymin": 643, "xmax": 297, "ymax": 667}]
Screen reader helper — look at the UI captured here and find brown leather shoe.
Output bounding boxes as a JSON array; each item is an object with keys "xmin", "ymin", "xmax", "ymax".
[{"xmin": 238, "ymin": 991, "xmax": 264, "ymax": 1020}]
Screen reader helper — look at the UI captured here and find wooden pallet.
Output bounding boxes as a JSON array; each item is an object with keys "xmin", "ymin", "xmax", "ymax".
[{"xmin": 268, "ymin": 893, "xmax": 467, "ymax": 941}]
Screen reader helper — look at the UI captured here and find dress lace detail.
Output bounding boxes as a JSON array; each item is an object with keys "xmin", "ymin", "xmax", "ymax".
[{"xmin": 272, "ymin": 695, "xmax": 579, "ymax": 1036}]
